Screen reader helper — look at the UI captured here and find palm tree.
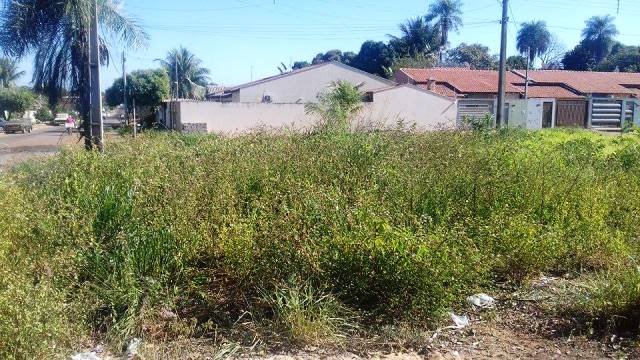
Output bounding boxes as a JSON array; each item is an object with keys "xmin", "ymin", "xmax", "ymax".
[
  {"xmin": 389, "ymin": 17, "xmax": 440, "ymax": 57},
  {"xmin": 305, "ymin": 81, "xmax": 364, "ymax": 133},
  {"xmin": 158, "ymin": 47, "xmax": 211, "ymax": 100},
  {"xmin": 426, "ymin": 0, "xmax": 464, "ymax": 62},
  {"xmin": 0, "ymin": 0, "xmax": 147, "ymax": 114},
  {"xmin": 516, "ymin": 21, "xmax": 551, "ymax": 65},
  {"xmin": 0, "ymin": 58, "xmax": 25, "ymax": 88},
  {"xmin": 582, "ymin": 15, "xmax": 619, "ymax": 63}
]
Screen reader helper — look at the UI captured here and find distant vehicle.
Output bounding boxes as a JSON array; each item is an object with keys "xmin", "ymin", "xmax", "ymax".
[
  {"xmin": 3, "ymin": 119, "xmax": 33, "ymax": 134},
  {"xmin": 53, "ymin": 113, "xmax": 69, "ymax": 126}
]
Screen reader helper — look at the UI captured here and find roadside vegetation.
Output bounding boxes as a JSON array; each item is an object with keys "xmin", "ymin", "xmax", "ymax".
[{"xmin": 1, "ymin": 125, "xmax": 640, "ymax": 358}]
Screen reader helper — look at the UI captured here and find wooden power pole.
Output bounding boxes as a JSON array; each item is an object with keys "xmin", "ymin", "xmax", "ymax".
[
  {"xmin": 123, "ymin": 51, "xmax": 128, "ymax": 125},
  {"xmin": 496, "ymin": 0, "xmax": 509, "ymax": 127},
  {"xmin": 89, "ymin": 0, "xmax": 104, "ymax": 151}
]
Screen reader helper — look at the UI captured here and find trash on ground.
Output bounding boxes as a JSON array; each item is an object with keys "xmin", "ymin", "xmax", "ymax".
[
  {"xmin": 159, "ymin": 308, "xmax": 178, "ymax": 320},
  {"xmin": 450, "ymin": 312, "xmax": 470, "ymax": 329},
  {"xmin": 466, "ymin": 293, "xmax": 495, "ymax": 309},
  {"xmin": 126, "ymin": 338, "xmax": 142, "ymax": 359},
  {"xmin": 71, "ymin": 352, "xmax": 101, "ymax": 360}
]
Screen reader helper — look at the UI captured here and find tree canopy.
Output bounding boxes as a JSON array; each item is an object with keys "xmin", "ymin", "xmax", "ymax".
[
  {"xmin": 0, "ymin": 87, "xmax": 35, "ymax": 120},
  {"xmin": 506, "ymin": 55, "xmax": 528, "ymax": 70},
  {"xmin": 0, "ymin": 58, "xmax": 25, "ymax": 88},
  {"xmin": 105, "ymin": 69, "xmax": 170, "ymax": 111},
  {"xmin": 563, "ymin": 16, "xmax": 620, "ymax": 70},
  {"xmin": 0, "ymin": 0, "xmax": 148, "ymax": 110},
  {"xmin": 426, "ymin": 0, "xmax": 463, "ymax": 58},
  {"xmin": 516, "ymin": 21, "xmax": 551, "ymax": 64},
  {"xmin": 448, "ymin": 43, "xmax": 497, "ymax": 70},
  {"xmin": 582, "ymin": 15, "xmax": 618, "ymax": 63},
  {"xmin": 158, "ymin": 47, "xmax": 211, "ymax": 100}
]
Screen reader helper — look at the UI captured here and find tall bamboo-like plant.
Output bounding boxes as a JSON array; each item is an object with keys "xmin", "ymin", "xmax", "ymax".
[{"xmin": 0, "ymin": 0, "xmax": 148, "ymax": 119}]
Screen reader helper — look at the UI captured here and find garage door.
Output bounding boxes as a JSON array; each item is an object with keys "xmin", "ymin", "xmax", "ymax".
[{"xmin": 457, "ymin": 100, "xmax": 495, "ymax": 125}]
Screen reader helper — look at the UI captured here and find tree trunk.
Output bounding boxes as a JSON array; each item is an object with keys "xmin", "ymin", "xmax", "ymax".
[{"xmin": 76, "ymin": 31, "xmax": 92, "ymax": 150}]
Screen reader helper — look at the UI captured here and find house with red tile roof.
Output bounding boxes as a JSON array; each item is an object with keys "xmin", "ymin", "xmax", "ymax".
[{"xmin": 395, "ymin": 68, "xmax": 640, "ymax": 130}]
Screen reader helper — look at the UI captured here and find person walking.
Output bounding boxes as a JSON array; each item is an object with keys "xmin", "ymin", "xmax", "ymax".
[{"xmin": 65, "ymin": 115, "xmax": 75, "ymax": 135}]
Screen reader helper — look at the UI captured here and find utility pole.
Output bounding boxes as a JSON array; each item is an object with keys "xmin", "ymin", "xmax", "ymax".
[
  {"xmin": 89, "ymin": 0, "xmax": 104, "ymax": 151},
  {"xmin": 122, "ymin": 51, "xmax": 128, "ymax": 125},
  {"xmin": 133, "ymin": 98, "xmax": 137, "ymax": 138},
  {"xmin": 175, "ymin": 53, "xmax": 179, "ymax": 99},
  {"xmin": 525, "ymin": 47, "xmax": 530, "ymax": 99},
  {"xmin": 496, "ymin": 0, "xmax": 509, "ymax": 127}
]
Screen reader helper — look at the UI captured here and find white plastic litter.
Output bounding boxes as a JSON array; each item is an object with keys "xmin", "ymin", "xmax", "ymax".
[
  {"xmin": 71, "ymin": 352, "xmax": 101, "ymax": 360},
  {"xmin": 450, "ymin": 312, "xmax": 470, "ymax": 329},
  {"xmin": 126, "ymin": 338, "xmax": 142, "ymax": 359},
  {"xmin": 466, "ymin": 293, "xmax": 495, "ymax": 308}
]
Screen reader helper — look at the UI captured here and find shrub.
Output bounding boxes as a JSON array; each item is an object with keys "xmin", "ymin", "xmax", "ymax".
[
  {"xmin": 570, "ymin": 264, "xmax": 640, "ymax": 334},
  {"xmin": 264, "ymin": 279, "xmax": 354, "ymax": 345},
  {"xmin": 1, "ymin": 129, "xmax": 640, "ymax": 354},
  {"xmin": 35, "ymin": 107, "xmax": 54, "ymax": 123}
]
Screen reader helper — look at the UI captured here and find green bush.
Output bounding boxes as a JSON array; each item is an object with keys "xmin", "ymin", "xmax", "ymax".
[
  {"xmin": 2, "ymin": 129, "xmax": 640, "ymax": 354},
  {"xmin": 35, "ymin": 107, "xmax": 54, "ymax": 123}
]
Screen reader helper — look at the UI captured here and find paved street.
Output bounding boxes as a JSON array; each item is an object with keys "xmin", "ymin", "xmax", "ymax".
[{"xmin": 0, "ymin": 125, "xmax": 78, "ymax": 171}]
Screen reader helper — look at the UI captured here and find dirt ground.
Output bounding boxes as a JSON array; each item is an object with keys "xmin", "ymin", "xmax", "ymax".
[{"xmin": 117, "ymin": 276, "xmax": 637, "ymax": 359}]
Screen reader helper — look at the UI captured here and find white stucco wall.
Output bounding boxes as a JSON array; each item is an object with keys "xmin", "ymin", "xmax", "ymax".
[
  {"xmin": 171, "ymin": 85, "xmax": 459, "ymax": 134},
  {"xmin": 176, "ymin": 101, "xmax": 314, "ymax": 134},
  {"xmin": 236, "ymin": 62, "xmax": 394, "ymax": 104},
  {"xmin": 363, "ymin": 86, "xmax": 457, "ymax": 130}
]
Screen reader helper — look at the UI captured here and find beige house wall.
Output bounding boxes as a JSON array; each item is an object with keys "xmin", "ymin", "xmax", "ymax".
[
  {"xmin": 236, "ymin": 62, "xmax": 394, "ymax": 104},
  {"xmin": 171, "ymin": 86, "xmax": 457, "ymax": 134},
  {"xmin": 364, "ymin": 86, "xmax": 457, "ymax": 130}
]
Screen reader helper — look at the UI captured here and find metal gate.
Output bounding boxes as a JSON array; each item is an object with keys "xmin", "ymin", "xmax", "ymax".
[
  {"xmin": 457, "ymin": 99, "xmax": 495, "ymax": 125},
  {"xmin": 556, "ymin": 100, "xmax": 587, "ymax": 128},
  {"xmin": 590, "ymin": 98, "xmax": 623, "ymax": 129}
]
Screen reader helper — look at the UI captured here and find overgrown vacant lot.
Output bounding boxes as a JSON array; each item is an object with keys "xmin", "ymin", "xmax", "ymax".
[{"xmin": 2, "ymin": 129, "xmax": 640, "ymax": 358}]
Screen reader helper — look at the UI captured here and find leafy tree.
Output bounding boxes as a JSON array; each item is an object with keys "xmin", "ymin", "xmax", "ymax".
[
  {"xmin": 105, "ymin": 69, "xmax": 170, "ymax": 112},
  {"xmin": 0, "ymin": 87, "xmax": 35, "ymax": 120},
  {"xmin": 342, "ymin": 51, "xmax": 357, "ymax": 65},
  {"xmin": 506, "ymin": 55, "xmax": 528, "ymax": 70},
  {"xmin": 447, "ymin": 43, "xmax": 497, "ymax": 70},
  {"xmin": 516, "ymin": 21, "xmax": 551, "ymax": 64},
  {"xmin": 35, "ymin": 107, "xmax": 54, "ymax": 123},
  {"xmin": 305, "ymin": 81, "xmax": 363, "ymax": 133},
  {"xmin": 582, "ymin": 15, "xmax": 618, "ymax": 63},
  {"xmin": 350, "ymin": 41, "xmax": 393, "ymax": 77},
  {"xmin": 0, "ymin": 0, "xmax": 148, "ymax": 125},
  {"xmin": 562, "ymin": 41, "xmax": 597, "ymax": 70},
  {"xmin": 158, "ymin": 47, "xmax": 211, "ymax": 100},
  {"xmin": 384, "ymin": 53, "xmax": 436, "ymax": 78},
  {"xmin": 389, "ymin": 17, "xmax": 440, "ymax": 57},
  {"xmin": 0, "ymin": 58, "xmax": 25, "ymax": 88},
  {"xmin": 312, "ymin": 49, "xmax": 344, "ymax": 64},
  {"xmin": 426, "ymin": 0, "xmax": 463, "ymax": 61},
  {"xmin": 292, "ymin": 61, "xmax": 310, "ymax": 70},
  {"xmin": 597, "ymin": 46, "xmax": 640, "ymax": 72}
]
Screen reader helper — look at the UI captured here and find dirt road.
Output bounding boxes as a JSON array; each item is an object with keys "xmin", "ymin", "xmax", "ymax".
[{"xmin": 0, "ymin": 125, "xmax": 79, "ymax": 171}]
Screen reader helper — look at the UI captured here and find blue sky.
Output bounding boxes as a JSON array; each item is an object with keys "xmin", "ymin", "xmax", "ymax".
[{"xmin": 17, "ymin": 0, "xmax": 640, "ymax": 88}]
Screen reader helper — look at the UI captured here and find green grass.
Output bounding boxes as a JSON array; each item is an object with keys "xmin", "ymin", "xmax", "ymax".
[{"xmin": 2, "ymin": 129, "xmax": 640, "ymax": 357}]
